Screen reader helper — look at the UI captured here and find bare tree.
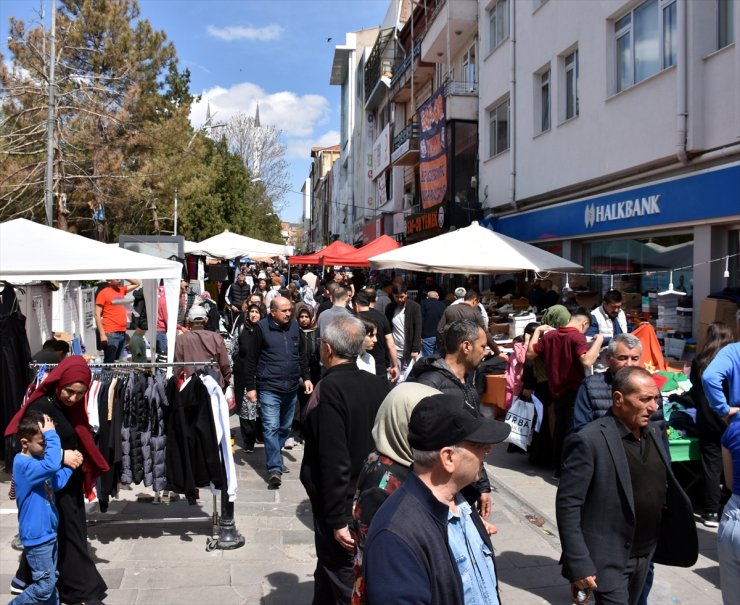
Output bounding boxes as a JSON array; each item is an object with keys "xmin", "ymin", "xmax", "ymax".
[{"xmin": 222, "ymin": 111, "xmax": 290, "ymax": 214}]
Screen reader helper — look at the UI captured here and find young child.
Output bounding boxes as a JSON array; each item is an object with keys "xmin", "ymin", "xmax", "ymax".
[{"xmin": 11, "ymin": 410, "xmax": 75, "ymax": 605}]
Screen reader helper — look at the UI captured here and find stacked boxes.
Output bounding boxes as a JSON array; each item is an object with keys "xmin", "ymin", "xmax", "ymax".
[{"xmin": 697, "ymin": 298, "xmax": 738, "ymax": 350}]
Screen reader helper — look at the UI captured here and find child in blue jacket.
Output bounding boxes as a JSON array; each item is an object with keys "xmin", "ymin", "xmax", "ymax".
[{"xmin": 10, "ymin": 410, "xmax": 75, "ymax": 605}]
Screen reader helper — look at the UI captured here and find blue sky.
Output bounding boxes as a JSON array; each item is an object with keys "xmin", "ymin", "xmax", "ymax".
[{"xmin": 1, "ymin": 0, "xmax": 390, "ymax": 223}]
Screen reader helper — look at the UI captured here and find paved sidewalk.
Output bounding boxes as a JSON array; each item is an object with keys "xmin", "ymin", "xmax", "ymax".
[{"xmin": 0, "ymin": 425, "xmax": 724, "ymax": 604}]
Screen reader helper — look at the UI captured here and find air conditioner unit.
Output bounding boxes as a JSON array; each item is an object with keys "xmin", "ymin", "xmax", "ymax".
[{"xmin": 402, "ymin": 193, "xmax": 413, "ymax": 208}]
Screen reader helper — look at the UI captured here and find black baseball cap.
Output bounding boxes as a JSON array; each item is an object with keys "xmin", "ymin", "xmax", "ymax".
[{"xmin": 408, "ymin": 393, "xmax": 511, "ymax": 450}]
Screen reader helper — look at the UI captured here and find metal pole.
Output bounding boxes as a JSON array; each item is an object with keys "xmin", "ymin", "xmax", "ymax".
[
  {"xmin": 44, "ymin": 0, "xmax": 57, "ymax": 226},
  {"xmin": 174, "ymin": 187, "xmax": 178, "ymax": 235}
]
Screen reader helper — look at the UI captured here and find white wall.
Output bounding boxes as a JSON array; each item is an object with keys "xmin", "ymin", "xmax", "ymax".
[{"xmin": 477, "ymin": 0, "xmax": 740, "ymax": 209}]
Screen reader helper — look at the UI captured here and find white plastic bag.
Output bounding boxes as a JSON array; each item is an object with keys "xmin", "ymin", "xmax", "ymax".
[{"xmin": 504, "ymin": 396, "xmax": 535, "ymax": 451}]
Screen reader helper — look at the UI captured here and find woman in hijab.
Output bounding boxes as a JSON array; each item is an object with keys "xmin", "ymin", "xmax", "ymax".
[
  {"xmin": 5, "ymin": 355, "xmax": 109, "ymax": 605},
  {"xmin": 349, "ymin": 382, "xmax": 441, "ymax": 605},
  {"xmin": 233, "ymin": 302, "xmax": 267, "ymax": 452}
]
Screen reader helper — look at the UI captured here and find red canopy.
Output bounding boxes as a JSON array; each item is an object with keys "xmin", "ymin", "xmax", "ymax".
[
  {"xmin": 336, "ymin": 235, "xmax": 402, "ymax": 267},
  {"xmin": 289, "ymin": 240, "xmax": 356, "ymax": 265}
]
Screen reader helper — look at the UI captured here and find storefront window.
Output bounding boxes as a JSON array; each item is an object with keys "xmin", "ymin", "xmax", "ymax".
[{"xmin": 581, "ymin": 234, "xmax": 693, "ymax": 333}]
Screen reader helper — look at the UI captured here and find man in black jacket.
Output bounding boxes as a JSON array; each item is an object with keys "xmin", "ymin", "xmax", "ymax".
[
  {"xmin": 556, "ymin": 367, "xmax": 697, "ymax": 605},
  {"xmin": 244, "ymin": 297, "xmax": 313, "ymax": 488},
  {"xmin": 385, "ymin": 283, "xmax": 422, "ymax": 370},
  {"xmin": 363, "ymin": 393, "xmax": 510, "ymax": 605},
  {"xmin": 409, "ymin": 319, "xmax": 494, "ymax": 523},
  {"xmin": 300, "ymin": 313, "xmax": 389, "ymax": 605}
]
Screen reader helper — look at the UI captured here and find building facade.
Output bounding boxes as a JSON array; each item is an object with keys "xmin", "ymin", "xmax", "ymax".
[{"xmin": 478, "ymin": 0, "xmax": 739, "ymax": 336}]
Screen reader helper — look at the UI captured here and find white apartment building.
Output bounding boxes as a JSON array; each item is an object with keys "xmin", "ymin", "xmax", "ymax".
[{"xmin": 478, "ymin": 0, "xmax": 739, "ymax": 333}]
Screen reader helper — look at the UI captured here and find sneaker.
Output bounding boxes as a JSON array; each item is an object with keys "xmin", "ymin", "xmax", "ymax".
[
  {"xmin": 284, "ymin": 437, "xmax": 295, "ymax": 450},
  {"xmin": 268, "ymin": 473, "xmax": 282, "ymax": 488},
  {"xmin": 10, "ymin": 577, "xmax": 25, "ymax": 595},
  {"xmin": 702, "ymin": 512, "xmax": 719, "ymax": 528},
  {"xmin": 244, "ymin": 447, "xmax": 255, "ymax": 454},
  {"xmin": 281, "ymin": 465, "xmax": 290, "ymax": 474},
  {"xmin": 11, "ymin": 534, "xmax": 23, "ymax": 551}
]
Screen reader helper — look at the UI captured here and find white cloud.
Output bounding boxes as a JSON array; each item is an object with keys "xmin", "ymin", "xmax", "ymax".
[
  {"xmin": 191, "ymin": 81, "xmax": 333, "ymax": 149},
  {"xmin": 287, "ymin": 131, "xmax": 341, "ymax": 160},
  {"xmin": 206, "ymin": 24, "xmax": 284, "ymax": 42}
]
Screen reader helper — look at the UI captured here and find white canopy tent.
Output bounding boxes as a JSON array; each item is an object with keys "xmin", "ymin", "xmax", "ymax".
[
  {"xmin": 187, "ymin": 230, "xmax": 293, "ymax": 259},
  {"xmin": 0, "ymin": 219, "xmax": 183, "ymax": 363},
  {"xmin": 369, "ymin": 221, "xmax": 583, "ymax": 274}
]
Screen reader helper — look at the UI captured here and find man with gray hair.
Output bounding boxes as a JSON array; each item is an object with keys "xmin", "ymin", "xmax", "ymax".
[
  {"xmin": 300, "ymin": 314, "xmax": 389, "ymax": 604},
  {"xmin": 363, "ymin": 392, "xmax": 510, "ymax": 605},
  {"xmin": 573, "ymin": 333, "xmax": 643, "ymax": 432}
]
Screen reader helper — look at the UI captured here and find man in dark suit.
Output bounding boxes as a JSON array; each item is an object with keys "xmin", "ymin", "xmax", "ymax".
[
  {"xmin": 385, "ymin": 283, "xmax": 422, "ymax": 371},
  {"xmin": 556, "ymin": 366, "xmax": 697, "ymax": 605}
]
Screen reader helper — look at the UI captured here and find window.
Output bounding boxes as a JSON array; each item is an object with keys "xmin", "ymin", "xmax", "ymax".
[
  {"xmin": 614, "ymin": 0, "xmax": 677, "ymax": 93},
  {"xmin": 539, "ymin": 69, "xmax": 551, "ymax": 132},
  {"xmin": 565, "ymin": 50, "xmax": 579, "ymax": 119},
  {"xmin": 488, "ymin": 0, "xmax": 509, "ymax": 53},
  {"xmin": 488, "ymin": 98, "xmax": 509, "ymax": 157},
  {"xmin": 462, "ymin": 44, "xmax": 476, "ymax": 88},
  {"xmin": 718, "ymin": 0, "xmax": 735, "ymax": 49}
]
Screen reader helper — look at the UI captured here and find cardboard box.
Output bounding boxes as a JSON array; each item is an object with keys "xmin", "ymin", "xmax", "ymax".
[
  {"xmin": 622, "ymin": 293, "xmax": 642, "ymax": 309},
  {"xmin": 696, "ymin": 321, "xmax": 711, "ymax": 351},
  {"xmin": 699, "ymin": 298, "xmax": 737, "ymax": 326}
]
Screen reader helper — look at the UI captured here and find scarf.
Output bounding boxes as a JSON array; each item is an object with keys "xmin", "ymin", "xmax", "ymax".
[
  {"xmin": 372, "ymin": 382, "xmax": 441, "ymax": 467},
  {"xmin": 5, "ymin": 355, "xmax": 110, "ymax": 498},
  {"xmin": 541, "ymin": 304, "xmax": 571, "ymax": 328}
]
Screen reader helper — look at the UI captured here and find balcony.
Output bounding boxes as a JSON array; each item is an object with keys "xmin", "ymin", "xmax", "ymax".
[
  {"xmin": 365, "ymin": 28, "xmax": 395, "ymax": 110},
  {"xmin": 420, "ymin": 0, "xmax": 478, "ymax": 65},
  {"xmin": 391, "ymin": 122, "xmax": 420, "ymax": 166},
  {"xmin": 444, "ymin": 80, "xmax": 478, "ymax": 122},
  {"xmin": 390, "ymin": 41, "xmax": 436, "ymax": 104}
]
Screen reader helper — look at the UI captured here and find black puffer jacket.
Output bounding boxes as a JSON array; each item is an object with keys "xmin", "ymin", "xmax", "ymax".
[
  {"xmin": 146, "ymin": 370, "xmax": 169, "ymax": 492},
  {"xmin": 408, "ymin": 356, "xmax": 491, "ymax": 495}
]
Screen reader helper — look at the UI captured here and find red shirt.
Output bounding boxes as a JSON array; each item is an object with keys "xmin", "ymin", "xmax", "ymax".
[
  {"xmin": 534, "ymin": 327, "xmax": 590, "ymax": 399},
  {"xmin": 96, "ymin": 285, "xmax": 128, "ymax": 333}
]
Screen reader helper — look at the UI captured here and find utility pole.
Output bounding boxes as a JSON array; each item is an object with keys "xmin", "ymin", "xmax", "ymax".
[{"xmin": 44, "ymin": 0, "xmax": 56, "ymax": 227}]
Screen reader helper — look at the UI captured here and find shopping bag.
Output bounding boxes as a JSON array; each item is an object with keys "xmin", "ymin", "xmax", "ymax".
[
  {"xmin": 504, "ymin": 396, "xmax": 535, "ymax": 451},
  {"xmin": 397, "ymin": 357, "xmax": 416, "ymax": 384}
]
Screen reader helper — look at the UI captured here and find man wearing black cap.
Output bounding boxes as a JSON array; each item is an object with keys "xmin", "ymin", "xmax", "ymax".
[{"xmin": 363, "ymin": 393, "xmax": 510, "ymax": 605}]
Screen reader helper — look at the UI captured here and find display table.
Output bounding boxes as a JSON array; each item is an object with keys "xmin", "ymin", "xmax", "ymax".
[{"xmin": 668, "ymin": 436, "xmax": 700, "ymax": 462}]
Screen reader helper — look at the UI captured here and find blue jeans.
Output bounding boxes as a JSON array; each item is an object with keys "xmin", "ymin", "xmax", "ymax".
[
  {"xmin": 421, "ymin": 336, "xmax": 437, "ymax": 357},
  {"xmin": 103, "ymin": 331, "xmax": 125, "ymax": 363},
  {"xmin": 156, "ymin": 331, "xmax": 168, "ymax": 354},
  {"xmin": 11, "ymin": 538, "xmax": 58, "ymax": 605},
  {"xmin": 259, "ymin": 390, "xmax": 297, "ymax": 475},
  {"xmin": 719, "ymin": 493, "xmax": 740, "ymax": 604}
]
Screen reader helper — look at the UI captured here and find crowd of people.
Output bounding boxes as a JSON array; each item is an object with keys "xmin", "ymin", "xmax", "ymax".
[{"xmin": 4, "ymin": 260, "xmax": 739, "ymax": 605}]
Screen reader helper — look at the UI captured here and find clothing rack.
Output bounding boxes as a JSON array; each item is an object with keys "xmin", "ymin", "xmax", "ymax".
[
  {"xmin": 28, "ymin": 360, "xmax": 218, "ymax": 369},
  {"xmin": 27, "ymin": 359, "xmax": 244, "ymax": 550}
]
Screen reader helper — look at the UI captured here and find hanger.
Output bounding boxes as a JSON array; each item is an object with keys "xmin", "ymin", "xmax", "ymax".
[{"xmin": 658, "ymin": 271, "xmax": 684, "ymax": 296}]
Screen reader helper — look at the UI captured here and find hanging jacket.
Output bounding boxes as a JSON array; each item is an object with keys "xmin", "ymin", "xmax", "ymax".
[
  {"xmin": 164, "ymin": 374, "xmax": 223, "ymax": 504},
  {"xmin": 146, "ymin": 370, "xmax": 169, "ymax": 493}
]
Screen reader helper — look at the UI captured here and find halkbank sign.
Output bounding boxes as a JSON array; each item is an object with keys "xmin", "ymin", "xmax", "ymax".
[
  {"xmin": 584, "ymin": 195, "xmax": 661, "ymax": 228},
  {"xmin": 494, "ymin": 163, "xmax": 740, "ymax": 242}
]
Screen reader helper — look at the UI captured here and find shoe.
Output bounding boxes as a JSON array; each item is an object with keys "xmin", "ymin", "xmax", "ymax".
[
  {"xmin": 11, "ymin": 534, "xmax": 23, "ymax": 551},
  {"xmin": 10, "ymin": 577, "xmax": 25, "ymax": 595},
  {"xmin": 702, "ymin": 512, "xmax": 719, "ymax": 528},
  {"xmin": 284, "ymin": 437, "xmax": 295, "ymax": 450},
  {"xmin": 281, "ymin": 465, "xmax": 290, "ymax": 474},
  {"xmin": 268, "ymin": 473, "xmax": 282, "ymax": 488},
  {"xmin": 244, "ymin": 447, "xmax": 255, "ymax": 454}
]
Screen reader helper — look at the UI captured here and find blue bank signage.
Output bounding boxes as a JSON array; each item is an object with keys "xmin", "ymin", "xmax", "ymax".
[{"xmin": 495, "ymin": 163, "xmax": 740, "ymax": 242}]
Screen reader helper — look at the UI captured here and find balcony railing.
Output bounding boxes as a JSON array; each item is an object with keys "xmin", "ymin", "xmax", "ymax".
[
  {"xmin": 391, "ymin": 41, "xmax": 422, "ymax": 89},
  {"xmin": 393, "ymin": 122, "xmax": 420, "ymax": 152},
  {"xmin": 444, "ymin": 80, "xmax": 478, "ymax": 97}
]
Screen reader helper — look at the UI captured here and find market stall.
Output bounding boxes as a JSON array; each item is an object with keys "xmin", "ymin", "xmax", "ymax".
[
  {"xmin": 0, "ymin": 218, "xmax": 183, "ymax": 363},
  {"xmin": 188, "ymin": 229, "xmax": 293, "ymax": 259},
  {"xmin": 369, "ymin": 221, "xmax": 582, "ymax": 274}
]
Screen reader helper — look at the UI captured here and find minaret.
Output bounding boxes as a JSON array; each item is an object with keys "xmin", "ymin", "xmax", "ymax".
[
  {"xmin": 254, "ymin": 103, "xmax": 261, "ymax": 128},
  {"xmin": 253, "ymin": 103, "xmax": 263, "ymax": 178},
  {"xmin": 204, "ymin": 101, "xmax": 212, "ymax": 137}
]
